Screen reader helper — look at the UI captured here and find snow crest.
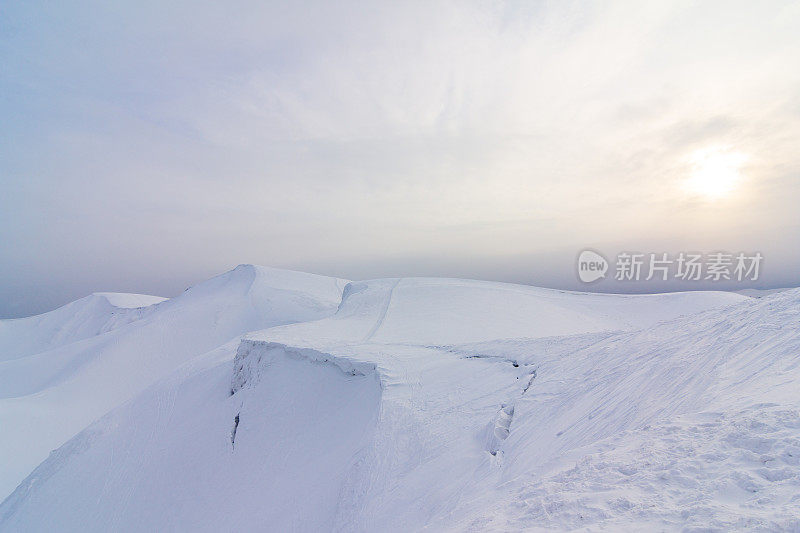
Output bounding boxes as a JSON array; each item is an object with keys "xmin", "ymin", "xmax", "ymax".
[{"xmin": 231, "ymin": 339, "xmax": 382, "ymax": 394}]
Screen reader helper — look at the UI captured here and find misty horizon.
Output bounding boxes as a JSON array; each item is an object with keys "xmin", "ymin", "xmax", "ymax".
[{"xmin": 2, "ymin": 1, "xmax": 799, "ymax": 317}]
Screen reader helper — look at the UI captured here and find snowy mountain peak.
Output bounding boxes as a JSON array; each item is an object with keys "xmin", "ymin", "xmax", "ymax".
[{"xmin": 1, "ymin": 269, "xmax": 797, "ymax": 531}]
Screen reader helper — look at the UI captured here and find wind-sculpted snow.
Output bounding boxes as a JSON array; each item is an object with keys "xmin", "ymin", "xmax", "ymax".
[
  {"xmin": 0, "ymin": 292, "xmax": 165, "ymax": 362},
  {"xmin": 431, "ymin": 288, "xmax": 800, "ymax": 530},
  {"xmin": 250, "ymin": 277, "xmax": 746, "ymax": 348},
  {"xmin": 0, "ymin": 340, "xmax": 383, "ymax": 531},
  {"xmin": 2, "ymin": 267, "xmax": 794, "ymax": 532},
  {"xmin": 459, "ymin": 404, "xmax": 800, "ymax": 531},
  {"xmin": 231, "ymin": 339, "xmax": 379, "ymax": 395},
  {"xmin": 0, "ymin": 265, "xmax": 346, "ymax": 498}
]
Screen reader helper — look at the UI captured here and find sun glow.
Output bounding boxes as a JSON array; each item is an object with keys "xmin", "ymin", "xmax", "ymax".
[{"xmin": 685, "ymin": 147, "xmax": 748, "ymax": 199}]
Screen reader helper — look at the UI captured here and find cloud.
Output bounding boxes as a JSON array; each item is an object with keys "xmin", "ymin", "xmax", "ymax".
[{"xmin": 1, "ymin": 0, "xmax": 799, "ymax": 315}]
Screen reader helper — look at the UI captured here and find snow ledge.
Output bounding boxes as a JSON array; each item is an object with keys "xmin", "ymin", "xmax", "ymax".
[{"xmin": 231, "ymin": 339, "xmax": 381, "ymax": 395}]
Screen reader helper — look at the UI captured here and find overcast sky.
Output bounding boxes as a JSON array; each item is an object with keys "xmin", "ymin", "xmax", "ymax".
[{"xmin": 2, "ymin": 1, "xmax": 799, "ymax": 317}]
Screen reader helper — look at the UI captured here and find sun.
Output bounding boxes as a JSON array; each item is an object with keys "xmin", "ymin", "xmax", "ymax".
[{"xmin": 685, "ymin": 147, "xmax": 748, "ymax": 199}]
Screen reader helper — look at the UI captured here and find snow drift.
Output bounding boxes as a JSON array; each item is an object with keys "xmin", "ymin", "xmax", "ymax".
[{"xmin": 0, "ymin": 265, "xmax": 346, "ymax": 498}]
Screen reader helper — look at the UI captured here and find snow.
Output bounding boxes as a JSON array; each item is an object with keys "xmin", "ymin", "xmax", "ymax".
[
  {"xmin": 465, "ymin": 405, "xmax": 800, "ymax": 531},
  {"xmin": 0, "ymin": 292, "xmax": 165, "ymax": 362},
  {"xmin": 247, "ymin": 277, "xmax": 745, "ymax": 347},
  {"xmin": 1, "ymin": 265, "xmax": 797, "ymax": 532},
  {"xmin": 91, "ymin": 292, "xmax": 166, "ymax": 309},
  {"xmin": 0, "ymin": 265, "xmax": 346, "ymax": 498}
]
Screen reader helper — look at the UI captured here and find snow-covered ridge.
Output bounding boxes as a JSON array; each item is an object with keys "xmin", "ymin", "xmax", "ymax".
[
  {"xmin": 254, "ymin": 276, "xmax": 747, "ymax": 348},
  {"xmin": 0, "ymin": 265, "xmax": 348, "ymax": 500},
  {"xmin": 91, "ymin": 292, "xmax": 166, "ymax": 309},
  {"xmin": 0, "ymin": 292, "xmax": 165, "ymax": 362},
  {"xmin": 0, "ymin": 266, "xmax": 793, "ymax": 531}
]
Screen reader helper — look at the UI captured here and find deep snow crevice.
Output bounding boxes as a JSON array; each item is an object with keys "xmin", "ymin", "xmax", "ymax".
[
  {"xmin": 231, "ymin": 413, "xmax": 240, "ymax": 449},
  {"xmin": 487, "ymin": 367, "xmax": 537, "ymax": 457}
]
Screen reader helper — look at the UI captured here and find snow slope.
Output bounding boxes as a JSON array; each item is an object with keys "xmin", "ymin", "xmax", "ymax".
[
  {"xmin": 0, "ymin": 269, "xmax": 768, "ymax": 532},
  {"xmin": 460, "ymin": 404, "xmax": 800, "ymax": 531},
  {"xmin": 437, "ymin": 288, "xmax": 800, "ymax": 530},
  {"xmin": 252, "ymin": 277, "xmax": 746, "ymax": 347},
  {"xmin": 0, "ymin": 292, "xmax": 165, "ymax": 362},
  {"xmin": 0, "ymin": 265, "xmax": 346, "ymax": 499}
]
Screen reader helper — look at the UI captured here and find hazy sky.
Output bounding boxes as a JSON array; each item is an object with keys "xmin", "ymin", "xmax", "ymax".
[{"xmin": 2, "ymin": 1, "xmax": 800, "ymax": 317}]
